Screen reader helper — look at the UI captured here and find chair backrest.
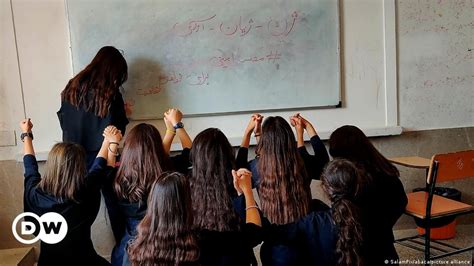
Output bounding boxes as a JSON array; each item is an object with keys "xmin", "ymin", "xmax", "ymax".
[{"xmin": 426, "ymin": 150, "xmax": 474, "ymax": 184}]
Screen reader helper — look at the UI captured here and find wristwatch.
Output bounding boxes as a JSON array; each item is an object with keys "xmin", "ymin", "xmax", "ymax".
[
  {"xmin": 173, "ymin": 122, "xmax": 184, "ymax": 130},
  {"xmin": 20, "ymin": 132, "xmax": 34, "ymax": 142}
]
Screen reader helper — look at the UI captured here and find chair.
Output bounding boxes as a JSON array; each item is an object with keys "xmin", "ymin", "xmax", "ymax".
[{"xmin": 395, "ymin": 150, "xmax": 474, "ymax": 264}]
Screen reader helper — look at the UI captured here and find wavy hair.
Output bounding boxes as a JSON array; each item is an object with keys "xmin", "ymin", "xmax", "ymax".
[
  {"xmin": 321, "ymin": 159, "xmax": 363, "ymax": 266},
  {"xmin": 61, "ymin": 46, "xmax": 127, "ymax": 117},
  {"xmin": 189, "ymin": 128, "xmax": 240, "ymax": 232},
  {"xmin": 256, "ymin": 116, "xmax": 311, "ymax": 225},
  {"xmin": 329, "ymin": 125, "xmax": 399, "ymax": 180},
  {"xmin": 39, "ymin": 143, "xmax": 87, "ymax": 202},
  {"xmin": 114, "ymin": 123, "xmax": 170, "ymax": 202},
  {"xmin": 127, "ymin": 172, "xmax": 199, "ymax": 265}
]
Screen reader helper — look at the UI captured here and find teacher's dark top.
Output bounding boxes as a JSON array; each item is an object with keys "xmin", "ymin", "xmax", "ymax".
[
  {"xmin": 57, "ymin": 91, "xmax": 129, "ymax": 162},
  {"xmin": 23, "ymin": 154, "xmax": 112, "ymax": 266}
]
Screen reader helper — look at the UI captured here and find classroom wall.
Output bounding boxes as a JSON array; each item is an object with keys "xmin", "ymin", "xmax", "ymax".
[{"xmin": 1, "ymin": 0, "xmax": 473, "ymax": 258}]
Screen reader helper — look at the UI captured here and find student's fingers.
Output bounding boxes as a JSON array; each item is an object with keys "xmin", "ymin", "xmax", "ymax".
[{"xmin": 236, "ymin": 168, "xmax": 251, "ymax": 176}]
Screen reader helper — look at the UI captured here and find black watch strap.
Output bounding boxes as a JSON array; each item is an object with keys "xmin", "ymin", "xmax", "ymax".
[{"xmin": 20, "ymin": 132, "xmax": 34, "ymax": 142}]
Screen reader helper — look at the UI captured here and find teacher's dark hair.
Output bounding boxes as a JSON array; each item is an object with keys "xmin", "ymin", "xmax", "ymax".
[
  {"xmin": 321, "ymin": 159, "xmax": 363, "ymax": 266},
  {"xmin": 61, "ymin": 46, "xmax": 127, "ymax": 117},
  {"xmin": 127, "ymin": 172, "xmax": 199, "ymax": 265},
  {"xmin": 114, "ymin": 123, "xmax": 170, "ymax": 202},
  {"xmin": 189, "ymin": 128, "xmax": 240, "ymax": 231},
  {"xmin": 329, "ymin": 125, "xmax": 399, "ymax": 179},
  {"xmin": 256, "ymin": 116, "xmax": 311, "ymax": 225}
]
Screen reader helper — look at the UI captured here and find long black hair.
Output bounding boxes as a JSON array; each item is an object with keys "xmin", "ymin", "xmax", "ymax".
[
  {"xmin": 329, "ymin": 125, "xmax": 399, "ymax": 179},
  {"xmin": 256, "ymin": 116, "xmax": 311, "ymax": 225},
  {"xmin": 127, "ymin": 172, "xmax": 199, "ymax": 265},
  {"xmin": 189, "ymin": 128, "xmax": 240, "ymax": 231},
  {"xmin": 321, "ymin": 159, "xmax": 363, "ymax": 266}
]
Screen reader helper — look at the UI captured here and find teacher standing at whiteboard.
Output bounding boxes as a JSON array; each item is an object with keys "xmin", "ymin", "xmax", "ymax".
[{"xmin": 57, "ymin": 46, "xmax": 129, "ymax": 243}]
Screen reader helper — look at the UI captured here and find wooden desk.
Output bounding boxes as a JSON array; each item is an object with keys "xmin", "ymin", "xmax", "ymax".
[
  {"xmin": 0, "ymin": 247, "xmax": 36, "ymax": 266},
  {"xmin": 389, "ymin": 156, "xmax": 431, "ymax": 169}
]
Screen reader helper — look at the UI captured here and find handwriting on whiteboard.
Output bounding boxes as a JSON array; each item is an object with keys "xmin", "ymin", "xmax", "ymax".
[
  {"xmin": 210, "ymin": 50, "xmax": 282, "ymax": 69},
  {"xmin": 136, "ymin": 72, "xmax": 210, "ymax": 96},
  {"xmin": 173, "ymin": 11, "xmax": 299, "ymax": 38}
]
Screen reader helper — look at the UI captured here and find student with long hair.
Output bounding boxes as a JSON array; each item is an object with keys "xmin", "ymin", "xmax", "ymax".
[
  {"xmin": 125, "ymin": 172, "xmax": 199, "ymax": 266},
  {"xmin": 329, "ymin": 125, "xmax": 407, "ymax": 265},
  {"xmin": 124, "ymin": 169, "xmax": 260, "ymax": 266},
  {"xmin": 189, "ymin": 128, "xmax": 262, "ymax": 265},
  {"xmin": 111, "ymin": 109, "xmax": 192, "ymax": 265},
  {"xmin": 237, "ymin": 114, "xmax": 329, "ymax": 264},
  {"xmin": 57, "ymin": 46, "xmax": 129, "ymax": 244},
  {"xmin": 20, "ymin": 119, "xmax": 121, "ymax": 265},
  {"xmin": 267, "ymin": 159, "xmax": 364, "ymax": 266},
  {"xmin": 319, "ymin": 159, "xmax": 364, "ymax": 266},
  {"xmin": 237, "ymin": 113, "xmax": 329, "ymax": 189}
]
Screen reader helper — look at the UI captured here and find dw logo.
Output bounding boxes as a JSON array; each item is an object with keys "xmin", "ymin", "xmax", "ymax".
[{"xmin": 12, "ymin": 212, "xmax": 68, "ymax": 244}]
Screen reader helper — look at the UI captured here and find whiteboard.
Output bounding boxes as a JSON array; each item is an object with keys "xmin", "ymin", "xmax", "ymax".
[{"xmin": 66, "ymin": 0, "xmax": 341, "ymax": 119}]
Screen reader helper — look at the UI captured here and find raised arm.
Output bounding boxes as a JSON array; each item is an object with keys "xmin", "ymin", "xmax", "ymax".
[
  {"xmin": 20, "ymin": 119, "xmax": 41, "ymax": 204},
  {"xmin": 232, "ymin": 168, "xmax": 261, "ymax": 227},
  {"xmin": 102, "ymin": 125, "xmax": 123, "ymax": 167},
  {"xmin": 241, "ymin": 114, "xmax": 263, "ymax": 148},
  {"xmin": 290, "ymin": 114, "xmax": 305, "ymax": 148},
  {"xmin": 291, "ymin": 113, "xmax": 329, "ymax": 180},
  {"xmin": 20, "ymin": 119, "xmax": 35, "ymax": 156},
  {"xmin": 164, "ymin": 108, "xmax": 192, "ymax": 150},
  {"xmin": 162, "ymin": 116, "xmax": 175, "ymax": 154}
]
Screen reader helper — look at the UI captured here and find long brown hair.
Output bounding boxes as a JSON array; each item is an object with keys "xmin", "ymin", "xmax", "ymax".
[
  {"xmin": 61, "ymin": 46, "xmax": 127, "ymax": 117},
  {"xmin": 329, "ymin": 125, "xmax": 399, "ymax": 179},
  {"xmin": 38, "ymin": 143, "xmax": 87, "ymax": 202},
  {"xmin": 321, "ymin": 159, "xmax": 363, "ymax": 266},
  {"xmin": 114, "ymin": 123, "xmax": 170, "ymax": 202},
  {"xmin": 189, "ymin": 128, "xmax": 240, "ymax": 232},
  {"xmin": 127, "ymin": 172, "xmax": 199, "ymax": 266},
  {"xmin": 256, "ymin": 116, "xmax": 311, "ymax": 225}
]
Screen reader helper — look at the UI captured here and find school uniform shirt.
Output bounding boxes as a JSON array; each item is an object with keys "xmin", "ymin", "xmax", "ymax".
[
  {"xmin": 236, "ymin": 135, "xmax": 330, "ymax": 265},
  {"xmin": 355, "ymin": 171, "xmax": 408, "ymax": 266},
  {"xmin": 260, "ymin": 200, "xmax": 338, "ymax": 266},
  {"xmin": 23, "ymin": 154, "xmax": 112, "ymax": 266},
  {"xmin": 236, "ymin": 135, "xmax": 329, "ymax": 186},
  {"xmin": 57, "ymin": 91, "xmax": 129, "ymax": 168},
  {"xmin": 110, "ymin": 148, "xmax": 192, "ymax": 266},
  {"xmin": 195, "ymin": 195, "xmax": 263, "ymax": 266}
]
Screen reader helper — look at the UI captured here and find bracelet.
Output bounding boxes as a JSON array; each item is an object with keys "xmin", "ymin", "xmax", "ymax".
[
  {"xmin": 109, "ymin": 142, "xmax": 119, "ymax": 146},
  {"xmin": 166, "ymin": 129, "xmax": 176, "ymax": 135},
  {"xmin": 108, "ymin": 146, "xmax": 119, "ymax": 156},
  {"xmin": 245, "ymin": 205, "xmax": 259, "ymax": 211},
  {"xmin": 254, "ymin": 133, "xmax": 261, "ymax": 137}
]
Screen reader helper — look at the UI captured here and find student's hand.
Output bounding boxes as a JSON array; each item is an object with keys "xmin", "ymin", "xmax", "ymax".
[
  {"xmin": 290, "ymin": 114, "xmax": 304, "ymax": 135},
  {"xmin": 297, "ymin": 114, "xmax": 312, "ymax": 129},
  {"xmin": 244, "ymin": 114, "xmax": 263, "ymax": 136},
  {"xmin": 232, "ymin": 168, "xmax": 253, "ymax": 196},
  {"xmin": 163, "ymin": 116, "xmax": 174, "ymax": 131},
  {"xmin": 232, "ymin": 170, "xmax": 244, "ymax": 196},
  {"xmin": 164, "ymin": 108, "xmax": 183, "ymax": 126},
  {"xmin": 103, "ymin": 125, "xmax": 122, "ymax": 143},
  {"xmin": 254, "ymin": 114, "xmax": 263, "ymax": 137},
  {"xmin": 296, "ymin": 114, "xmax": 318, "ymax": 137},
  {"xmin": 20, "ymin": 119, "xmax": 33, "ymax": 133}
]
